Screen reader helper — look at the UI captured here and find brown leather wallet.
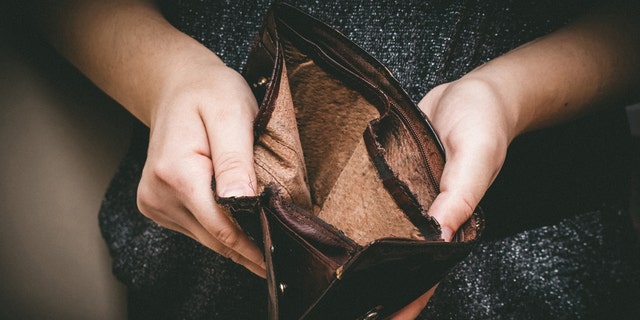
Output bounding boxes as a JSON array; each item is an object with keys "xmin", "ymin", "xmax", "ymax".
[{"xmin": 217, "ymin": 3, "xmax": 484, "ymax": 319}]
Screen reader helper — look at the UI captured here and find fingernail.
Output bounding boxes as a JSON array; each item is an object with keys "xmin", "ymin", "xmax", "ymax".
[{"xmin": 221, "ymin": 182, "xmax": 254, "ymax": 198}]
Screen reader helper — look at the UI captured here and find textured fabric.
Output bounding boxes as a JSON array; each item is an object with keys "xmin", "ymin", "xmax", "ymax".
[
  {"xmin": 423, "ymin": 208, "xmax": 640, "ymax": 319},
  {"xmin": 98, "ymin": 1, "xmax": 640, "ymax": 318}
]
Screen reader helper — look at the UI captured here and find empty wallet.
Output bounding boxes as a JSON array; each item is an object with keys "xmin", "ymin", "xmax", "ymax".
[{"xmin": 216, "ymin": 3, "xmax": 485, "ymax": 319}]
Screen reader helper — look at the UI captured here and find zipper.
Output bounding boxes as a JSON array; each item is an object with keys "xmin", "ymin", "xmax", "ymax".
[
  {"xmin": 278, "ymin": 18, "xmax": 442, "ymax": 212},
  {"xmin": 314, "ymin": 49, "xmax": 442, "ymax": 194},
  {"xmin": 389, "ymin": 103, "xmax": 441, "ymax": 193}
]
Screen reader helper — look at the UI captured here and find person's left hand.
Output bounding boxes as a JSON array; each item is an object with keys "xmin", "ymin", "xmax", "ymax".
[{"xmin": 389, "ymin": 76, "xmax": 516, "ymax": 319}]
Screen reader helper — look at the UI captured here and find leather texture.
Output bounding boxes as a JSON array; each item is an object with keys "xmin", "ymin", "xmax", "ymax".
[{"xmin": 217, "ymin": 3, "xmax": 485, "ymax": 319}]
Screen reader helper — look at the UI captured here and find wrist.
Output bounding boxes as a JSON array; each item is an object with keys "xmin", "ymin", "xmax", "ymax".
[
  {"xmin": 459, "ymin": 61, "xmax": 536, "ymax": 141},
  {"xmin": 149, "ymin": 58, "xmax": 257, "ymax": 134},
  {"xmin": 147, "ymin": 44, "xmax": 228, "ymax": 124},
  {"xmin": 434, "ymin": 72, "xmax": 523, "ymax": 145}
]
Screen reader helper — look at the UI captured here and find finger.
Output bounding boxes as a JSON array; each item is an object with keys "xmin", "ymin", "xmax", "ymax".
[
  {"xmin": 202, "ymin": 73, "xmax": 259, "ymax": 198},
  {"xmin": 189, "ymin": 221, "xmax": 267, "ymax": 278},
  {"xmin": 168, "ymin": 218, "xmax": 267, "ymax": 278},
  {"xmin": 194, "ymin": 229, "xmax": 267, "ymax": 278},
  {"xmin": 141, "ymin": 148, "xmax": 267, "ymax": 275},
  {"xmin": 183, "ymin": 156, "xmax": 267, "ymax": 273},
  {"xmin": 189, "ymin": 211, "xmax": 267, "ymax": 277},
  {"xmin": 389, "ymin": 284, "xmax": 438, "ymax": 320},
  {"xmin": 155, "ymin": 201, "xmax": 267, "ymax": 277},
  {"xmin": 152, "ymin": 215, "xmax": 198, "ymax": 240},
  {"xmin": 429, "ymin": 142, "xmax": 503, "ymax": 241},
  {"xmin": 136, "ymin": 178, "xmax": 199, "ymax": 242}
]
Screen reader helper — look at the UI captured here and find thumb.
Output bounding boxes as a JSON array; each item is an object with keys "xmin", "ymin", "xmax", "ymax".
[
  {"xmin": 205, "ymin": 97, "xmax": 259, "ymax": 198},
  {"xmin": 429, "ymin": 143, "xmax": 503, "ymax": 241}
]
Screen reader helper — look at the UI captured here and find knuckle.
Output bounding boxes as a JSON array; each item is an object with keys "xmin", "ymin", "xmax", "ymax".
[
  {"xmin": 225, "ymin": 250, "xmax": 244, "ymax": 265},
  {"xmin": 452, "ymin": 189, "xmax": 481, "ymax": 223},
  {"xmin": 144, "ymin": 159, "xmax": 194, "ymax": 197},
  {"xmin": 206, "ymin": 95, "xmax": 257, "ymax": 124},
  {"xmin": 459, "ymin": 196, "xmax": 477, "ymax": 221},
  {"xmin": 149, "ymin": 159, "xmax": 181, "ymax": 186},
  {"xmin": 212, "ymin": 225, "xmax": 241, "ymax": 250},
  {"xmin": 136, "ymin": 163, "xmax": 186, "ymax": 219},
  {"xmin": 214, "ymin": 245, "xmax": 235, "ymax": 261},
  {"xmin": 136, "ymin": 183, "xmax": 159, "ymax": 218},
  {"xmin": 213, "ymin": 154, "xmax": 252, "ymax": 180},
  {"xmin": 212, "ymin": 101, "xmax": 252, "ymax": 120}
]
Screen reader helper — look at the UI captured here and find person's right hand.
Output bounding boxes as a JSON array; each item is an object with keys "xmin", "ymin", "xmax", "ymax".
[
  {"xmin": 40, "ymin": 0, "xmax": 267, "ymax": 277},
  {"xmin": 136, "ymin": 62, "xmax": 266, "ymax": 277}
]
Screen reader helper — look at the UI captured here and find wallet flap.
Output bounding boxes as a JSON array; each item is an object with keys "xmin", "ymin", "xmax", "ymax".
[{"xmin": 302, "ymin": 239, "xmax": 476, "ymax": 319}]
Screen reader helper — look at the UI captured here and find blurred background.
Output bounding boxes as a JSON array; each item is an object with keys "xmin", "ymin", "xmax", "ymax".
[
  {"xmin": 1, "ymin": 6, "xmax": 639, "ymax": 320},
  {"xmin": 1, "ymin": 16, "xmax": 131, "ymax": 320}
]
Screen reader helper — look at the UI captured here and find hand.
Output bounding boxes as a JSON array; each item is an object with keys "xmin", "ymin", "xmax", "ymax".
[
  {"xmin": 390, "ymin": 77, "xmax": 515, "ymax": 319},
  {"xmin": 39, "ymin": 0, "xmax": 268, "ymax": 278},
  {"xmin": 136, "ymin": 63, "xmax": 266, "ymax": 277},
  {"xmin": 419, "ymin": 78, "xmax": 514, "ymax": 241}
]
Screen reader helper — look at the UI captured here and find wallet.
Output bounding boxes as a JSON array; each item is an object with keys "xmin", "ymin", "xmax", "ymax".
[{"xmin": 217, "ymin": 3, "xmax": 484, "ymax": 319}]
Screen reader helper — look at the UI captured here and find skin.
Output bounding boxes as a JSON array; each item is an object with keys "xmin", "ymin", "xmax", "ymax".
[
  {"xmin": 43, "ymin": 0, "xmax": 265, "ymax": 276},
  {"xmin": 38, "ymin": 0, "xmax": 639, "ymax": 318},
  {"xmin": 395, "ymin": 1, "xmax": 640, "ymax": 318}
]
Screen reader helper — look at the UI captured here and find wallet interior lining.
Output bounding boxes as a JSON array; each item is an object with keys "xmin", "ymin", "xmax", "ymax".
[{"xmin": 253, "ymin": 37, "xmax": 437, "ymax": 245}]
